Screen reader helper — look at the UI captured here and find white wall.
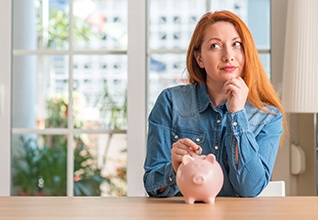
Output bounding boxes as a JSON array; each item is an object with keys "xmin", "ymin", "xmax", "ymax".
[
  {"xmin": 271, "ymin": 0, "xmax": 317, "ymax": 196},
  {"xmin": 271, "ymin": 0, "xmax": 297, "ymax": 196}
]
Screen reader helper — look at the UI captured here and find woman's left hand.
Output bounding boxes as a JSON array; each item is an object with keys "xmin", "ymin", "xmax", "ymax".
[{"xmin": 223, "ymin": 77, "xmax": 248, "ymax": 112}]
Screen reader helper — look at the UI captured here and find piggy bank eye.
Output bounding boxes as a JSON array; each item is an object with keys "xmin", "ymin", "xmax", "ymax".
[
  {"xmin": 200, "ymin": 164, "xmax": 205, "ymax": 168},
  {"xmin": 192, "ymin": 164, "xmax": 198, "ymax": 168}
]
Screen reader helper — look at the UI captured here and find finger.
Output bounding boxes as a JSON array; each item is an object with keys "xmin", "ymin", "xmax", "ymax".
[
  {"xmin": 236, "ymin": 76, "xmax": 245, "ymax": 84},
  {"xmin": 171, "ymin": 143, "xmax": 190, "ymax": 172},
  {"xmin": 223, "ymin": 83, "xmax": 236, "ymax": 95},
  {"xmin": 178, "ymin": 138, "xmax": 200, "ymax": 153},
  {"xmin": 232, "ymin": 77, "xmax": 248, "ymax": 89},
  {"xmin": 223, "ymin": 78, "xmax": 237, "ymax": 92},
  {"xmin": 225, "ymin": 77, "xmax": 244, "ymax": 86},
  {"xmin": 172, "ymin": 142, "xmax": 190, "ymax": 156},
  {"xmin": 223, "ymin": 77, "xmax": 246, "ymax": 95}
]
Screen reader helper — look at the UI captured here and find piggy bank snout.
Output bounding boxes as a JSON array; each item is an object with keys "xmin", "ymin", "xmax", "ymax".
[{"xmin": 192, "ymin": 175, "xmax": 205, "ymax": 184}]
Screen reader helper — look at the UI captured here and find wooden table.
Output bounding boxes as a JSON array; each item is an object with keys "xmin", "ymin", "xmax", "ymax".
[{"xmin": 0, "ymin": 196, "xmax": 317, "ymax": 220}]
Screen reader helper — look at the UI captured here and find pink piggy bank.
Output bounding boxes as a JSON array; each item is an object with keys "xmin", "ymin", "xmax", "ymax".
[{"xmin": 176, "ymin": 154, "xmax": 224, "ymax": 204}]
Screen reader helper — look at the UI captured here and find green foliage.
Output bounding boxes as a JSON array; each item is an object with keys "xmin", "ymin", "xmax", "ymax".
[
  {"xmin": 12, "ymin": 135, "xmax": 107, "ymax": 196},
  {"xmin": 45, "ymin": 93, "xmax": 83, "ymax": 129},
  {"xmin": 12, "ymin": 136, "xmax": 67, "ymax": 196},
  {"xmin": 73, "ymin": 141, "xmax": 104, "ymax": 196},
  {"xmin": 12, "ymin": 93, "xmax": 127, "ymax": 196},
  {"xmin": 36, "ymin": 4, "xmax": 98, "ymax": 48},
  {"xmin": 98, "ymin": 85, "xmax": 127, "ymax": 129}
]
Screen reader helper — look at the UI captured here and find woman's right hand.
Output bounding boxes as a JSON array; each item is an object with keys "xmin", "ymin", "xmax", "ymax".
[{"xmin": 171, "ymin": 138, "xmax": 201, "ymax": 172}]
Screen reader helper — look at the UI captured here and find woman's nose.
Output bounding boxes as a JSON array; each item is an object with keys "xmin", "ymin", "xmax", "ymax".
[
  {"xmin": 222, "ymin": 47, "xmax": 234, "ymax": 62},
  {"xmin": 222, "ymin": 56, "xmax": 234, "ymax": 62}
]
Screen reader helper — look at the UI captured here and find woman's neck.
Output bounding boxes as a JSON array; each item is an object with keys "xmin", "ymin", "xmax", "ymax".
[{"xmin": 206, "ymin": 82, "xmax": 228, "ymax": 108}]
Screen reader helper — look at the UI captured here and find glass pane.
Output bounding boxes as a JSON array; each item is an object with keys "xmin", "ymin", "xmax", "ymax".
[
  {"xmin": 247, "ymin": 0, "xmax": 270, "ymax": 49},
  {"xmin": 210, "ymin": 0, "xmax": 248, "ymax": 20},
  {"xmin": 12, "ymin": 0, "xmax": 38, "ymax": 50},
  {"xmin": 148, "ymin": 54, "xmax": 187, "ymax": 110},
  {"xmin": 259, "ymin": 53, "xmax": 271, "ymax": 79},
  {"xmin": 210, "ymin": 0, "xmax": 270, "ymax": 49},
  {"xmin": 74, "ymin": 133, "xmax": 127, "ymax": 196},
  {"xmin": 147, "ymin": 0, "xmax": 206, "ymax": 110},
  {"xmin": 148, "ymin": 0, "xmax": 206, "ymax": 50},
  {"xmin": 35, "ymin": 0, "xmax": 70, "ymax": 49},
  {"xmin": 12, "ymin": 55, "xmax": 69, "ymax": 129},
  {"xmin": 11, "ymin": 134, "xmax": 67, "ymax": 196},
  {"xmin": 73, "ymin": 55, "xmax": 127, "ymax": 130},
  {"xmin": 73, "ymin": 0, "xmax": 127, "ymax": 50}
]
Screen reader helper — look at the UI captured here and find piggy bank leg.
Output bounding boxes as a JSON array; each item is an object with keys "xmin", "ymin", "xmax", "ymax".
[
  {"xmin": 204, "ymin": 197, "xmax": 215, "ymax": 204},
  {"xmin": 184, "ymin": 196, "xmax": 196, "ymax": 204}
]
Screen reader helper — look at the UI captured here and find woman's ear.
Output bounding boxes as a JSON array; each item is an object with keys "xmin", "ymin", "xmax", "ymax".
[{"xmin": 194, "ymin": 51, "xmax": 204, "ymax": 68}]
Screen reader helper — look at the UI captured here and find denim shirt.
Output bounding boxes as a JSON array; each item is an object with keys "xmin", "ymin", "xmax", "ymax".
[{"xmin": 143, "ymin": 83, "xmax": 283, "ymax": 197}]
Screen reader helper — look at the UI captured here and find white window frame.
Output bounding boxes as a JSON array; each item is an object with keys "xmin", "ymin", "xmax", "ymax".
[
  {"xmin": 0, "ymin": 0, "xmax": 146, "ymax": 196},
  {"xmin": 127, "ymin": 0, "xmax": 147, "ymax": 196},
  {"xmin": 0, "ymin": 0, "xmax": 11, "ymax": 196}
]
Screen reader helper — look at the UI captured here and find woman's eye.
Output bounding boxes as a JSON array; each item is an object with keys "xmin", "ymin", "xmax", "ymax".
[
  {"xmin": 210, "ymin": 43, "xmax": 220, "ymax": 49},
  {"xmin": 233, "ymin": 41, "xmax": 242, "ymax": 47}
]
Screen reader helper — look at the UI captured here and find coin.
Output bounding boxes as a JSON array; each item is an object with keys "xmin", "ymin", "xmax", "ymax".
[{"xmin": 196, "ymin": 147, "xmax": 202, "ymax": 155}]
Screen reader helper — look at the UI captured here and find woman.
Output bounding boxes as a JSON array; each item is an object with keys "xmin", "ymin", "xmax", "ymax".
[{"xmin": 143, "ymin": 10, "xmax": 285, "ymax": 197}]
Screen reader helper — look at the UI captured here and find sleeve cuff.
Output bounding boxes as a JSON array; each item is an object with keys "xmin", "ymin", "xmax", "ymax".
[
  {"xmin": 165, "ymin": 163, "xmax": 177, "ymax": 186},
  {"xmin": 226, "ymin": 109, "xmax": 249, "ymax": 134},
  {"xmin": 153, "ymin": 163, "xmax": 178, "ymax": 197}
]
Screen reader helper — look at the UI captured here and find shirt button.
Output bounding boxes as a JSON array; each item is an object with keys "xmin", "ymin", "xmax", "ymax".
[
  {"xmin": 169, "ymin": 177, "xmax": 173, "ymax": 182},
  {"xmin": 216, "ymin": 119, "xmax": 221, "ymax": 124},
  {"xmin": 195, "ymin": 138, "xmax": 200, "ymax": 142},
  {"xmin": 174, "ymin": 135, "xmax": 179, "ymax": 139},
  {"xmin": 232, "ymin": 122, "xmax": 238, "ymax": 126},
  {"xmin": 214, "ymin": 146, "xmax": 219, "ymax": 150}
]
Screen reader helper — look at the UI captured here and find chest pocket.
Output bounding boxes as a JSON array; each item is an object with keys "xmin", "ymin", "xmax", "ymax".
[{"xmin": 171, "ymin": 129, "xmax": 205, "ymax": 145}]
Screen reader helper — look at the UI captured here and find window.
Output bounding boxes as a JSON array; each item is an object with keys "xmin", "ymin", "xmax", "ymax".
[
  {"xmin": 2, "ymin": 0, "xmax": 270, "ymax": 196},
  {"xmin": 11, "ymin": 0, "xmax": 128, "ymax": 196}
]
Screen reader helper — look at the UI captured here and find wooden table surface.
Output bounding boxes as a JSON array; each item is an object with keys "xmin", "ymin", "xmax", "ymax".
[{"xmin": 1, "ymin": 196, "xmax": 317, "ymax": 220}]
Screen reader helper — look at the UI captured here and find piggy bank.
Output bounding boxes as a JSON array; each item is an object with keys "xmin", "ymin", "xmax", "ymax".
[{"xmin": 176, "ymin": 154, "xmax": 224, "ymax": 204}]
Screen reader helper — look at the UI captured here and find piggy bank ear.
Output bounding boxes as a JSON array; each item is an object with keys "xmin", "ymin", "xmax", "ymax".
[
  {"xmin": 182, "ymin": 155, "xmax": 194, "ymax": 165},
  {"xmin": 205, "ymin": 154, "xmax": 216, "ymax": 164}
]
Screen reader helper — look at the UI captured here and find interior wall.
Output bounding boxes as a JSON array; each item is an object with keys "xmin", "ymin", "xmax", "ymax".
[
  {"xmin": 297, "ymin": 114, "xmax": 316, "ymax": 195},
  {"xmin": 271, "ymin": 0, "xmax": 317, "ymax": 196},
  {"xmin": 270, "ymin": 0, "xmax": 298, "ymax": 196}
]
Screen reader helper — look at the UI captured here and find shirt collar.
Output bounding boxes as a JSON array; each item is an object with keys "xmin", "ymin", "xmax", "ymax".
[{"xmin": 196, "ymin": 83, "xmax": 211, "ymax": 113}]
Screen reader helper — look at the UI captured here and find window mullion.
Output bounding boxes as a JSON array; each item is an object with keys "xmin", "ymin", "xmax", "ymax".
[
  {"xmin": 127, "ymin": 0, "xmax": 147, "ymax": 196},
  {"xmin": 0, "ymin": 0, "xmax": 12, "ymax": 196},
  {"xmin": 67, "ymin": 0, "xmax": 75, "ymax": 197}
]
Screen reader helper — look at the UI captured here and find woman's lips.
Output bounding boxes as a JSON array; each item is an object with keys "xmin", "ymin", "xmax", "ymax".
[{"xmin": 221, "ymin": 66, "xmax": 237, "ymax": 72}]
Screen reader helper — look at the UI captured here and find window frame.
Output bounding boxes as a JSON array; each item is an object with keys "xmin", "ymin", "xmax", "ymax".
[{"xmin": 0, "ymin": 0, "xmax": 11, "ymax": 196}]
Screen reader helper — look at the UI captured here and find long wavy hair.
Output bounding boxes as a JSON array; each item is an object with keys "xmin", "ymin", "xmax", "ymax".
[{"xmin": 186, "ymin": 10, "xmax": 286, "ymax": 140}]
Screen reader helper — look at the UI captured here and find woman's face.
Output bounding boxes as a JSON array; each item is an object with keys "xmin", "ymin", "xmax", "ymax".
[{"xmin": 195, "ymin": 21, "xmax": 245, "ymax": 85}]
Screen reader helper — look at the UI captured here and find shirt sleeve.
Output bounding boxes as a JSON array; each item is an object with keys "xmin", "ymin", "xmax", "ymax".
[
  {"xmin": 143, "ymin": 90, "xmax": 180, "ymax": 197},
  {"xmin": 225, "ymin": 108, "xmax": 283, "ymax": 197}
]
